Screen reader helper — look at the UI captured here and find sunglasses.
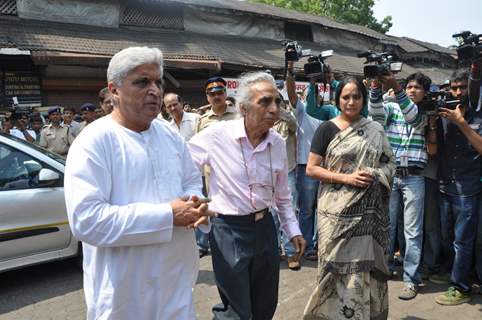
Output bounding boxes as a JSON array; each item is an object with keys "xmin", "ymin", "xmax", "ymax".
[
  {"xmin": 450, "ymin": 85, "xmax": 467, "ymax": 91},
  {"xmin": 206, "ymin": 90, "xmax": 225, "ymax": 97}
]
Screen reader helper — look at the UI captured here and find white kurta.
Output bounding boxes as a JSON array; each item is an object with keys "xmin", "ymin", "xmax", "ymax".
[{"xmin": 64, "ymin": 116, "xmax": 203, "ymax": 320}]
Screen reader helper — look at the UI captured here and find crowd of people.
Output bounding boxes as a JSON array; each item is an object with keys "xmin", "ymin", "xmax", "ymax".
[
  {"xmin": 1, "ymin": 45, "xmax": 481, "ymax": 320},
  {"xmin": 0, "ymin": 88, "xmax": 114, "ymax": 156}
]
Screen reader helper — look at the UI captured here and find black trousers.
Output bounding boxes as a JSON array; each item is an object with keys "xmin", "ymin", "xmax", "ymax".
[{"xmin": 209, "ymin": 212, "xmax": 280, "ymax": 320}]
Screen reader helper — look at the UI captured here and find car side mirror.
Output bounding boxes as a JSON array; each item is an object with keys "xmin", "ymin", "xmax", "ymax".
[{"xmin": 38, "ymin": 168, "xmax": 60, "ymax": 184}]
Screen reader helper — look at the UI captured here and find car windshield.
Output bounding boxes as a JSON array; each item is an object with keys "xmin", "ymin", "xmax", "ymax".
[{"xmin": 0, "ymin": 133, "xmax": 66, "ymax": 165}]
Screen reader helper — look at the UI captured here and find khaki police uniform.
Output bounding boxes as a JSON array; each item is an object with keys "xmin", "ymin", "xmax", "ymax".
[
  {"xmin": 195, "ymin": 105, "xmax": 239, "ymax": 133},
  {"xmin": 78, "ymin": 121, "xmax": 88, "ymax": 134},
  {"xmin": 39, "ymin": 124, "xmax": 75, "ymax": 156}
]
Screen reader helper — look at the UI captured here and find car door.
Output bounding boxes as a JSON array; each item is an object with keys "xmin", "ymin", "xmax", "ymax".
[{"xmin": 0, "ymin": 142, "xmax": 72, "ymax": 262}]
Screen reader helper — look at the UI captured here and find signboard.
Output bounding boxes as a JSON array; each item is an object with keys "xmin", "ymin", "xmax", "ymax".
[
  {"xmin": 2, "ymin": 71, "xmax": 42, "ymax": 108},
  {"xmin": 224, "ymin": 77, "xmax": 331, "ymax": 103}
]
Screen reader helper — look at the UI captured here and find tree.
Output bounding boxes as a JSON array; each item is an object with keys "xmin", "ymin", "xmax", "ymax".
[{"xmin": 250, "ymin": 0, "xmax": 392, "ymax": 34}]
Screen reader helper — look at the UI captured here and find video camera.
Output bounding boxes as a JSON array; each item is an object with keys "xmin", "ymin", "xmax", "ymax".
[
  {"xmin": 453, "ymin": 31, "xmax": 482, "ymax": 62},
  {"xmin": 357, "ymin": 51, "xmax": 403, "ymax": 78},
  {"xmin": 282, "ymin": 40, "xmax": 334, "ymax": 80},
  {"xmin": 419, "ymin": 90, "xmax": 465, "ymax": 115},
  {"xmin": 282, "ymin": 40, "xmax": 312, "ymax": 62},
  {"xmin": 8, "ymin": 97, "xmax": 32, "ymax": 120},
  {"xmin": 304, "ymin": 50, "xmax": 333, "ymax": 79}
]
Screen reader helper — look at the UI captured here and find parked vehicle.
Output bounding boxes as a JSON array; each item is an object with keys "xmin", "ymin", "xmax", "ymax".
[{"xmin": 0, "ymin": 133, "xmax": 79, "ymax": 272}]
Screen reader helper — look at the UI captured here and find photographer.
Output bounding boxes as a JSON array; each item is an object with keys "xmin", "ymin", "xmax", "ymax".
[
  {"xmin": 272, "ymin": 94, "xmax": 299, "ymax": 269},
  {"xmin": 305, "ymin": 70, "xmax": 369, "ymax": 121},
  {"xmin": 368, "ymin": 71, "xmax": 432, "ymax": 300},
  {"xmin": 285, "ymin": 60, "xmax": 323, "ymax": 261},
  {"xmin": 9, "ymin": 112, "xmax": 36, "ymax": 143},
  {"xmin": 305, "ymin": 68, "xmax": 340, "ymax": 120},
  {"xmin": 430, "ymin": 69, "xmax": 482, "ymax": 306}
]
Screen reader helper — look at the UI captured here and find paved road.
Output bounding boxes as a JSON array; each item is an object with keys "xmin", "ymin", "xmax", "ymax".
[{"xmin": 0, "ymin": 257, "xmax": 481, "ymax": 319}]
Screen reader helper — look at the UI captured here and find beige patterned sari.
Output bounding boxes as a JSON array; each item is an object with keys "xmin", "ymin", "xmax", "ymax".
[{"xmin": 304, "ymin": 117, "xmax": 395, "ymax": 320}]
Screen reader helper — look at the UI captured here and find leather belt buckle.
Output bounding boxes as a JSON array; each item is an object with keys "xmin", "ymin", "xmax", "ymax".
[{"xmin": 254, "ymin": 211, "xmax": 265, "ymax": 222}]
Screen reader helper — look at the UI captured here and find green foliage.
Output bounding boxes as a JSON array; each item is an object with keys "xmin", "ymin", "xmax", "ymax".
[{"xmin": 250, "ymin": 0, "xmax": 392, "ymax": 34}]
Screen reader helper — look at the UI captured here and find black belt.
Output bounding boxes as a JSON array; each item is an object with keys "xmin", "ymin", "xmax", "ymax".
[
  {"xmin": 215, "ymin": 208, "xmax": 269, "ymax": 223},
  {"xmin": 395, "ymin": 166, "xmax": 423, "ymax": 177}
]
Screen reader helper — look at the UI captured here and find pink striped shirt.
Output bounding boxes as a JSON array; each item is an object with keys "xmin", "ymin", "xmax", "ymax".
[{"xmin": 188, "ymin": 118, "xmax": 301, "ymax": 240}]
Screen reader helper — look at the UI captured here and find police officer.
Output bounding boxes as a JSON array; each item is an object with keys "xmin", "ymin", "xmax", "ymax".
[
  {"xmin": 195, "ymin": 77, "xmax": 239, "ymax": 133},
  {"xmin": 78, "ymin": 103, "xmax": 97, "ymax": 133},
  {"xmin": 39, "ymin": 107, "xmax": 74, "ymax": 156}
]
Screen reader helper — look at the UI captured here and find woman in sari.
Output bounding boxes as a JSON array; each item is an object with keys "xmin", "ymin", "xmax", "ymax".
[{"xmin": 304, "ymin": 77, "xmax": 395, "ymax": 320}]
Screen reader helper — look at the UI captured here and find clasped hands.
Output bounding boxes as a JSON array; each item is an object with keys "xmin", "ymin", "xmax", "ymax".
[
  {"xmin": 343, "ymin": 170, "xmax": 373, "ymax": 188},
  {"xmin": 170, "ymin": 195, "xmax": 215, "ymax": 229}
]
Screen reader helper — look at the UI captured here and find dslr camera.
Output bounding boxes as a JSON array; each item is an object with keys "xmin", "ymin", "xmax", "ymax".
[
  {"xmin": 453, "ymin": 31, "xmax": 482, "ymax": 62},
  {"xmin": 304, "ymin": 50, "xmax": 333, "ymax": 79},
  {"xmin": 282, "ymin": 40, "xmax": 311, "ymax": 62},
  {"xmin": 419, "ymin": 90, "xmax": 465, "ymax": 115},
  {"xmin": 357, "ymin": 51, "xmax": 403, "ymax": 78}
]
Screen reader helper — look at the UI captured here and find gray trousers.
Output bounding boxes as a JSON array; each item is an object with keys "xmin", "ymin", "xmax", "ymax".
[{"xmin": 210, "ymin": 211, "xmax": 280, "ymax": 320}]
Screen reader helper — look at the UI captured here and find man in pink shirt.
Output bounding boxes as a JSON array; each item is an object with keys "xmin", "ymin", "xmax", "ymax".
[{"xmin": 189, "ymin": 72, "xmax": 305, "ymax": 320}]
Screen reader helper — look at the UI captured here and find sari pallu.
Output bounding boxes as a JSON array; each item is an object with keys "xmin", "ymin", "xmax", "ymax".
[{"xmin": 304, "ymin": 117, "xmax": 395, "ymax": 320}]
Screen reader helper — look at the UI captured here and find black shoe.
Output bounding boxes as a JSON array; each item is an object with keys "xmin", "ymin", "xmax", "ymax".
[
  {"xmin": 199, "ymin": 249, "xmax": 209, "ymax": 258},
  {"xmin": 304, "ymin": 250, "xmax": 318, "ymax": 261}
]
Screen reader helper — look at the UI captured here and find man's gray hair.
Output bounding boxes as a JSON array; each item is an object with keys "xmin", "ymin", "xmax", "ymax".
[
  {"xmin": 236, "ymin": 72, "xmax": 276, "ymax": 110},
  {"xmin": 107, "ymin": 47, "xmax": 163, "ymax": 86}
]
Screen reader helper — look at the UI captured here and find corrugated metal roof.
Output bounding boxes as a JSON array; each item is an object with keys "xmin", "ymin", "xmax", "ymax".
[
  {"xmin": 388, "ymin": 36, "xmax": 429, "ymax": 53},
  {"xmin": 0, "ymin": 16, "xmax": 450, "ymax": 82},
  {"xmin": 402, "ymin": 37, "xmax": 456, "ymax": 56},
  {"xmin": 143, "ymin": 0, "xmax": 395, "ymax": 42}
]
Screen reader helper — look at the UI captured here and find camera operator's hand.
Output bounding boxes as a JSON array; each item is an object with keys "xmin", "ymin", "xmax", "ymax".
[
  {"xmin": 378, "ymin": 72, "xmax": 401, "ymax": 92},
  {"xmin": 287, "ymin": 60, "xmax": 295, "ymax": 71},
  {"xmin": 324, "ymin": 65, "xmax": 334, "ymax": 84},
  {"xmin": 428, "ymin": 114, "xmax": 438, "ymax": 129},
  {"xmin": 367, "ymin": 78, "xmax": 381, "ymax": 89},
  {"xmin": 472, "ymin": 57, "xmax": 482, "ymax": 69},
  {"xmin": 285, "ymin": 60, "xmax": 298, "ymax": 107},
  {"xmin": 439, "ymin": 105, "xmax": 466, "ymax": 126}
]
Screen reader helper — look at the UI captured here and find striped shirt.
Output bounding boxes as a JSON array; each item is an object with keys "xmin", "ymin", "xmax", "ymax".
[{"xmin": 368, "ymin": 88, "xmax": 427, "ymax": 168}]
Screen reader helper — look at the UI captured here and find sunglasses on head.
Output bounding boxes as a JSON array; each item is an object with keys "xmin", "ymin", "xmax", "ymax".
[{"xmin": 206, "ymin": 90, "xmax": 225, "ymax": 97}]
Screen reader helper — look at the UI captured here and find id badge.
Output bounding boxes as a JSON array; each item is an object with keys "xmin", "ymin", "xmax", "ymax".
[{"xmin": 400, "ymin": 151, "xmax": 408, "ymax": 167}]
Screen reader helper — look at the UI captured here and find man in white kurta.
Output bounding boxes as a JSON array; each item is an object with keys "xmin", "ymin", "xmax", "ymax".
[{"xmin": 64, "ymin": 47, "xmax": 207, "ymax": 320}]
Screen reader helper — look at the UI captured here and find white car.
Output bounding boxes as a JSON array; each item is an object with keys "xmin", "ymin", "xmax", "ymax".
[{"xmin": 0, "ymin": 132, "xmax": 79, "ymax": 272}]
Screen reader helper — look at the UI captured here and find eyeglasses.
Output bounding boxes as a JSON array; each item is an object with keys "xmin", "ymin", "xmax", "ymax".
[
  {"xmin": 247, "ymin": 183, "xmax": 275, "ymax": 211},
  {"xmin": 450, "ymin": 85, "xmax": 467, "ymax": 91},
  {"xmin": 206, "ymin": 90, "xmax": 225, "ymax": 97},
  {"xmin": 239, "ymin": 142, "xmax": 274, "ymax": 211}
]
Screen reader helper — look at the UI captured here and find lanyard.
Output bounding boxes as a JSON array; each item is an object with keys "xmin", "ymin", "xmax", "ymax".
[{"xmin": 239, "ymin": 140, "xmax": 275, "ymax": 211}]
